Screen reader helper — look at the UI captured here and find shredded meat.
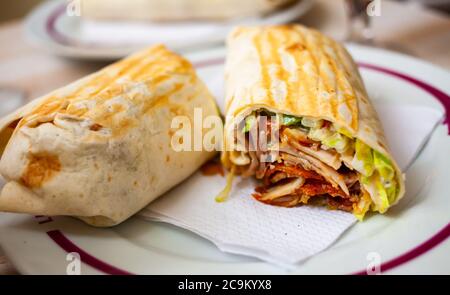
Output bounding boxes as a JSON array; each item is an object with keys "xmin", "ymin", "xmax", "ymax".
[
  {"xmin": 241, "ymin": 114, "xmax": 272, "ymax": 177},
  {"xmin": 262, "ymin": 163, "xmax": 322, "ymax": 185},
  {"xmin": 328, "ymin": 197, "xmax": 354, "ymax": 211},
  {"xmin": 242, "ymin": 150, "xmax": 259, "ymax": 177},
  {"xmin": 255, "ymin": 161, "xmax": 269, "ymax": 179},
  {"xmin": 297, "ymin": 179, "xmax": 348, "ymax": 198},
  {"xmin": 280, "ymin": 150, "xmax": 349, "ymax": 195},
  {"xmin": 253, "ymin": 162, "xmax": 360, "ymax": 211},
  {"xmin": 234, "ymin": 114, "xmax": 362, "ymax": 212},
  {"xmin": 280, "ymin": 126, "xmax": 314, "ymax": 145}
]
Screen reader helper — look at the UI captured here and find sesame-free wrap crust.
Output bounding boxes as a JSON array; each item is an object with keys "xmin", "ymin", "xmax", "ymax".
[{"xmin": 0, "ymin": 45, "xmax": 219, "ymax": 227}]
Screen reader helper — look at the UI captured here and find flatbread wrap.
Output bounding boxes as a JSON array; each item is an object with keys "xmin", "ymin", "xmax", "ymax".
[
  {"xmin": 221, "ymin": 25, "xmax": 405, "ymax": 219},
  {"xmin": 0, "ymin": 45, "xmax": 219, "ymax": 227}
]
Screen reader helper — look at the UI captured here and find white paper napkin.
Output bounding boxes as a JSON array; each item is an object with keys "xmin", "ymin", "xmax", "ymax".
[{"xmin": 139, "ymin": 103, "xmax": 444, "ymax": 266}]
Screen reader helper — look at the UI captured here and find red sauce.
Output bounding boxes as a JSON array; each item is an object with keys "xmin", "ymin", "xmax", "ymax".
[
  {"xmin": 201, "ymin": 158, "xmax": 224, "ymax": 176},
  {"xmin": 322, "ymin": 120, "xmax": 332, "ymax": 128}
]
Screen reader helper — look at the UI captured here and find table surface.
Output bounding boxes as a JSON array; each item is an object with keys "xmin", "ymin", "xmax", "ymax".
[{"xmin": 0, "ymin": 0, "xmax": 449, "ymax": 275}]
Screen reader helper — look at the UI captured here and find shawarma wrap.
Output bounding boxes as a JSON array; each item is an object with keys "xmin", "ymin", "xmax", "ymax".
[
  {"xmin": 221, "ymin": 25, "xmax": 405, "ymax": 219},
  {"xmin": 0, "ymin": 45, "xmax": 219, "ymax": 227}
]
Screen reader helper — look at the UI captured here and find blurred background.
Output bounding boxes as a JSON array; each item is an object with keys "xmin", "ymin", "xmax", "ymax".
[
  {"xmin": 0, "ymin": 0, "xmax": 447, "ymax": 100},
  {"xmin": 0, "ymin": 0, "xmax": 448, "ymax": 106},
  {"xmin": 0, "ymin": 0, "xmax": 42, "ymax": 22},
  {"xmin": 0, "ymin": 0, "xmax": 449, "ymax": 22}
]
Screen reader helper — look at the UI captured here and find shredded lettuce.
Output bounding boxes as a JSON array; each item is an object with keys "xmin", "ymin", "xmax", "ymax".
[
  {"xmin": 308, "ymin": 127, "xmax": 333, "ymax": 142},
  {"xmin": 373, "ymin": 150, "xmax": 394, "ymax": 181},
  {"xmin": 361, "ymin": 173, "xmax": 389, "ymax": 213},
  {"xmin": 301, "ymin": 117, "xmax": 323, "ymax": 128},
  {"xmin": 352, "ymin": 140, "xmax": 375, "ymax": 177},
  {"xmin": 354, "ymin": 191, "xmax": 372, "ymax": 221},
  {"xmin": 215, "ymin": 166, "xmax": 236, "ymax": 202},
  {"xmin": 352, "ymin": 141, "xmax": 399, "ymax": 212},
  {"xmin": 307, "ymin": 126, "xmax": 350, "ymax": 153},
  {"xmin": 337, "ymin": 127, "xmax": 353, "ymax": 138},
  {"xmin": 242, "ymin": 114, "xmax": 256, "ymax": 133},
  {"xmin": 374, "ymin": 178, "xmax": 389, "ymax": 213},
  {"xmin": 282, "ymin": 115, "xmax": 303, "ymax": 126},
  {"xmin": 322, "ymin": 133, "xmax": 350, "ymax": 153},
  {"xmin": 385, "ymin": 180, "xmax": 397, "ymax": 204}
]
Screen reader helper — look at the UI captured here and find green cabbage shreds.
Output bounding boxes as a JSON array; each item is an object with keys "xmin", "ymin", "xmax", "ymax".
[
  {"xmin": 352, "ymin": 139, "xmax": 375, "ymax": 177},
  {"xmin": 385, "ymin": 180, "xmax": 397, "ymax": 204},
  {"xmin": 308, "ymin": 127, "xmax": 332, "ymax": 142},
  {"xmin": 337, "ymin": 127, "xmax": 353, "ymax": 138},
  {"xmin": 282, "ymin": 115, "xmax": 303, "ymax": 126},
  {"xmin": 375, "ymin": 178, "xmax": 389, "ymax": 213},
  {"xmin": 361, "ymin": 174, "xmax": 389, "ymax": 213},
  {"xmin": 373, "ymin": 150, "xmax": 394, "ymax": 180},
  {"xmin": 301, "ymin": 117, "xmax": 323, "ymax": 128},
  {"xmin": 322, "ymin": 133, "xmax": 350, "ymax": 153},
  {"xmin": 242, "ymin": 114, "xmax": 256, "ymax": 133},
  {"xmin": 308, "ymin": 126, "xmax": 349, "ymax": 153}
]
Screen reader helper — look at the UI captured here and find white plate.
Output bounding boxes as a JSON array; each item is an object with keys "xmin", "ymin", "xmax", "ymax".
[
  {"xmin": 24, "ymin": 0, "xmax": 313, "ymax": 60},
  {"xmin": 0, "ymin": 44, "xmax": 449, "ymax": 275}
]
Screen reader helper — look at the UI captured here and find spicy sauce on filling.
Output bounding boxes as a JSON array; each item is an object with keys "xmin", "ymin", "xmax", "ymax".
[
  {"xmin": 201, "ymin": 157, "xmax": 224, "ymax": 176},
  {"xmin": 253, "ymin": 163, "xmax": 360, "ymax": 211}
]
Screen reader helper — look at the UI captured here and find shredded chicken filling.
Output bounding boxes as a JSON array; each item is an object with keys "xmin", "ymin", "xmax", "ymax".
[{"xmin": 234, "ymin": 112, "xmax": 363, "ymax": 211}]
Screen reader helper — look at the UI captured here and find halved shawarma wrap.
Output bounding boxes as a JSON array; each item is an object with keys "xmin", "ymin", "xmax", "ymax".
[
  {"xmin": 0, "ymin": 45, "xmax": 219, "ymax": 227},
  {"xmin": 221, "ymin": 25, "xmax": 405, "ymax": 219}
]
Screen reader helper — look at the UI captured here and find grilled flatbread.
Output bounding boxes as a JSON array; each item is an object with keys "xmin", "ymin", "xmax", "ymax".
[
  {"xmin": 0, "ymin": 45, "xmax": 219, "ymax": 226},
  {"xmin": 221, "ymin": 25, "xmax": 405, "ymax": 219}
]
